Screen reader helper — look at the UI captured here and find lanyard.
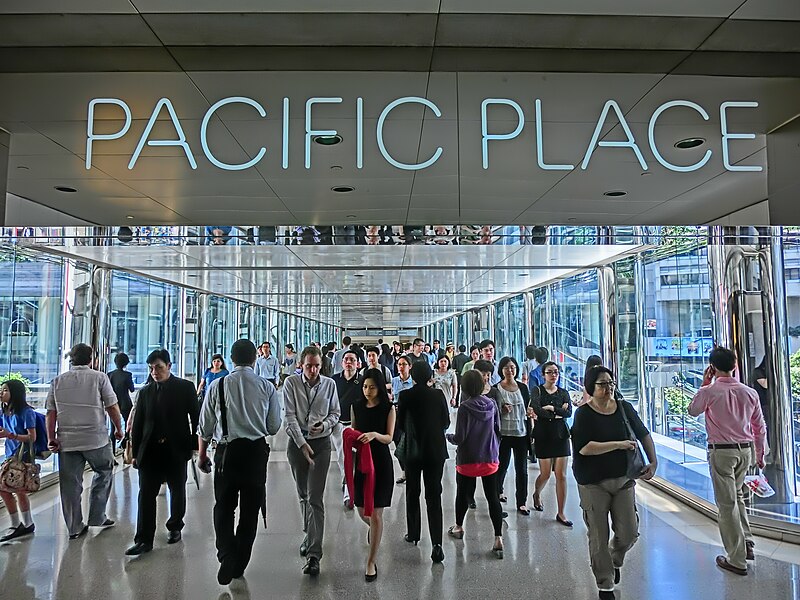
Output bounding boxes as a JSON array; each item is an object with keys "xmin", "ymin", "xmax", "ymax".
[{"xmin": 301, "ymin": 380, "xmax": 322, "ymax": 427}]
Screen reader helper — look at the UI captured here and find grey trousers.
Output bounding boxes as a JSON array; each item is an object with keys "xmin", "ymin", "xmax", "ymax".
[
  {"xmin": 58, "ymin": 443, "xmax": 114, "ymax": 536},
  {"xmin": 287, "ymin": 436, "xmax": 331, "ymax": 560},
  {"xmin": 578, "ymin": 476, "xmax": 640, "ymax": 592},
  {"xmin": 708, "ymin": 447, "xmax": 753, "ymax": 570}
]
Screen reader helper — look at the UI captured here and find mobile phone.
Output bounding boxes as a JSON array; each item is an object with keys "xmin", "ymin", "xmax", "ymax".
[{"xmin": 313, "ymin": 421, "xmax": 323, "ymax": 428}]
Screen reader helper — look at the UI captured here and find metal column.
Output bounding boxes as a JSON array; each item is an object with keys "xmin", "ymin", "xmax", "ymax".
[
  {"xmin": 177, "ymin": 287, "xmax": 188, "ymax": 379},
  {"xmin": 196, "ymin": 293, "xmax": 210, "ymax": 381},
  {"xmin": 89, "ymin": 266, "xmax": 112, "ymax": 372},
  {"xmin": 634, "ymin": 254, "xmax": 651, "ymax": 427},
  {"xmin": 597, "ymin": 265, "xmax": 619, "ymax": 379},
  {"xmin": 757, "ymin": 229, "xmax": 796, "ymax": 503}
]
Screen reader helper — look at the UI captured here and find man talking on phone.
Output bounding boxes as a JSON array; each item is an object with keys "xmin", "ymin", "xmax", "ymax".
[
  {"xmin": 197, "ymin": 339, "xmax": 281, "ymax": 585},
  {"xmin": 283, "ymin": 345, "xmax": 340, "ymax": 576},
  {"xmin": 688, "ymin": 346, "xmax": 766, "ymax": 577}
]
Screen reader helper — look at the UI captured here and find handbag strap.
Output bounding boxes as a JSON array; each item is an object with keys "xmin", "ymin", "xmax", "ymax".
[
  {"xmin": 217, "ymin": 375, "xmax": 229, "ymax": 441},
  {"xmin": 617, "ymin": 400, "xmax": 637, "ymax": 441}
]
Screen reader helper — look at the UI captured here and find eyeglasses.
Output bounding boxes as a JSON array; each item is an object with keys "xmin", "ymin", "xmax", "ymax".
[
  {"xmin": 544, "ymin": 370, "xmax": 559, "ymax": 375},
  {"xmin": 595, "ymin": 381, "xmax": 616, "ymax": 388}
]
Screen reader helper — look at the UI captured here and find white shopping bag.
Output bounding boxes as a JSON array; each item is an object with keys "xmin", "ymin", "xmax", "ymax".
[{"xmin": 744, "ymin": 471, "xmax": 776, "ymax": 498}]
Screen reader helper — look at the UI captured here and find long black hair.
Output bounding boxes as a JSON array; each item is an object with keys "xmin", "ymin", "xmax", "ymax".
[
  {"xmin": 361, "ymin": 368, "xmax": 391, "ymax": 405},
  {"xmin": 1, "ymin": 379, "xmax": 29, "ymax": 416}
]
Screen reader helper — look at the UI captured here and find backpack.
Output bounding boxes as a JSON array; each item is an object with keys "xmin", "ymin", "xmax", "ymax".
[{"xmin": 33, "ymin": 411, "xmax": 51, "ymax": 459}]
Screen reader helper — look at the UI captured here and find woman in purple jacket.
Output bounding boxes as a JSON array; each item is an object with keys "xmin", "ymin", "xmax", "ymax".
[{"xmin": 445, "ymin": 370, "xmax": 505, "ymax": 559}]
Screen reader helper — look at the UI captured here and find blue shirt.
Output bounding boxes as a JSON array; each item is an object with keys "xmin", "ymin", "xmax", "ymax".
[
  {"xmin": 392, "ymin": 376, "xmax": 414, "ymax": 400},
  {"xmin": 529, "ymin": 365, "xmax": 545, "ymax": 386},
  {"xmin": 203, "ymin": 369, "xmax": 229, "ymax": 394},
  {"xmin": 2, "ymin": 407, "xmax": 36, "ymax": 458}
]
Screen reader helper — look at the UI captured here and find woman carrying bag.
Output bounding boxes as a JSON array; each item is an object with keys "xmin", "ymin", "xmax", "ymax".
[
  {"xmin": 571, "ymin": 366, "xmax": 657, "ymax": 600},
  {"xmin": 0, "ymin": 380, "xmax": 38, "ymax": 542}
]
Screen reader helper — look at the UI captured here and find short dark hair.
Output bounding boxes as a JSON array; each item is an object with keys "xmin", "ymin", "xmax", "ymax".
[
  {"xmin": 411, "ymin": 360, "xmax": 432, "ymax": 385},
  {"xmin": 534, "ymin": 346, "xmax": 550, "ymax": 364},
  {"xmin": 584, "ymin": 355, "xmax": 603, "ymax": 382},
  {"xmin": 285, "ymin": 343, "xmax": 295, "ymax": 352},
  {"xmin": 461, "ymin": 370, "xmax": 485, "ymax": 399},
  {"xmin": 433, "ymin": 339, "xmax": 440, "ymax": 344},
  {"xmin": 211, "ymin": 353, "xmax": 225, "ymax": 364},
  {"xmin": 147, "ymin": 349, "xmax": 171, "ymax": 365},
  {"xmin": 584, "ymin": 365, "xmax": 613, "ymax": 396},
  {"xmin": 231, "ymin": 339, "xmax": 257, "ymax": 366},
  {"xmin": 474, "ymin": 359, "xmax": 494, "ymax": 374},
  {"xmin": 709, "ymin": 346, "xmax": 737, "ymax": 372},
  {"xmin": 342, "ymin": 349, "xmax": 360, "ymax": 362},
  {"xmin": 541, "ymin": 361, "xmax": 559, "ymax": 375},
  {"xmin": 261, "ymin": 341, "xmax": 270, "ymax": 347},
  {"xmin": 525, "ymin": 344, "xmax": 537, "ymax": 360},
  {"xmin": 300, "ymin": 345, "xmax": 321, "ymax": 364},
  {"xmin": 458, "ymin": 344, "xmax": 466, "ymax": 352},
  {"xmin": 114, "ymin": 352, "xmax": 130, "ymax": 369},
  {"xmin": 69, "ymin": 343, "xmax": 93, "ymax": 366},
  {"xmin": 396, "ymin": 355, "xmax": 412, "ymax": 368},
  {"xmin": 365, "ymin": 346, "xmax": 380, "ymax": 356},
  {"xmin": 498, "ymin": 356, "xmax": 519, "ymax": 377},
  {"xmin": 413, "ymin": 338, "xmax": 424, "ymax": 346},
  {"xmin": 478, "ymin": 339, "xmax": 495, "ymax": 350},
  {"xmin": 469, "ymin": 344, "xmax": 479, "ymax": 353},
  {"xmin": 342, "ymin": 336, "xmax": 352, "ymax": 345}
]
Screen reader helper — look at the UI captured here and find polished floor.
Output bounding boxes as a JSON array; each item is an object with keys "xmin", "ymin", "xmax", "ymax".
[{"xmin": 2, "ymin": 430, "xmax": 800, "ymax": 600}]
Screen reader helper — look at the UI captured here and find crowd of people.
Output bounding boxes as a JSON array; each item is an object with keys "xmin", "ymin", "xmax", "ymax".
[{"xmin": 0, "ymin": 337, "xmax": 768, "ymax": 600}]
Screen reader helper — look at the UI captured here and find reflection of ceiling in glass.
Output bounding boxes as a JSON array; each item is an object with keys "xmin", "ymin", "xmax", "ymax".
[{"xmin": 34, "ymin": 240, "xmax": 645, "ymax": 329}]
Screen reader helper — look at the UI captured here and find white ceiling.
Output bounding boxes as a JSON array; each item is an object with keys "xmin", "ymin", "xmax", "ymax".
[{"xmin": 32, "ymin": 242, "xmax": 643, "ymax": 328}]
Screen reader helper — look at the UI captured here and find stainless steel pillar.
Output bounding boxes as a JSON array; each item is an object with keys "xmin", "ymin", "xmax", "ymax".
[
  {"xmin": 0, "ymin": 128, "xmax": 9, "ymax": 226},
  {"xmin": 89, "ymin": 266, "xmax": 112, "ymax": 372},
  {"xmin": 634, "ymin": 254, "xmax": 650, "ymax": 427},
  {"xmin": 707, "ymin": 226, "xmax": 734, "ymax": 350},
  {"xmin": 196, "ymin": 293, "xmax": 210, "ymax": 381},
  {"xmin": 177, "ymin": 287, "xmax": 188, "ymax": 379},
  {"xmin": 597, "ymin": 265, "xmax": 619, "ymax": 379},
  {"xmin": 757, "ymin": 229, "xmax": 796, "ymax": 502}
]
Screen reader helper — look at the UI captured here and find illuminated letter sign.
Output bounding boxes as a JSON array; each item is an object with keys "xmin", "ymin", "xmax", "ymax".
[
  {"xmin": 535, "ymin": 99, "xmax": 574, "ymax": 171},
  {"xmin": 720, "ymin": 101, "xmax": 763, "ymax": 172},
  {"xmin": 201, "ymin": 96, "xmax": 267, "ymax": 171},
  {"xmin": 481, "ymin": 99, "xmax": 524, "ymax": 170},
  {"xmin": 86, "ymin": 98, "xmax": 132, "ymax": 170},
  {"xmin": 305, "ymin": 97, "xmax": 343, "ymax": 169},
  {"xmin": 129, "ymin": 98, "xmax": 196, "ymax": 170},
  {"xmin": 377, "ymin": 97, "xmax": 443, "ymax": 171},
  {"xmin": 581, "ymin": 100, "xmax": 648, "ymax": 171},
  {"xmin": 648, "ymin": 101, "xmax": 712, "ymax": 172}
]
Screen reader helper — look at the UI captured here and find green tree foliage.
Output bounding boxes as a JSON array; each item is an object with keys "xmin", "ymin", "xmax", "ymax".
[{"xmin": 0, "ymin": 372, "xmax": 32, "ymax": 391}]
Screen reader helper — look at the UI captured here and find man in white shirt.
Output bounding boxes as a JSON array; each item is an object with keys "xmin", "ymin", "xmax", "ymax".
[
  {"xmin": 254, "ymin": 341, "xmax": 280, "ymax": 386},
  {"xmin": 360, "ymin": 346, "xmax": 394, "ymax": 398},
  {"xmin": 46, "ymin": 343, "xmax": 123, "ymax": 539}
]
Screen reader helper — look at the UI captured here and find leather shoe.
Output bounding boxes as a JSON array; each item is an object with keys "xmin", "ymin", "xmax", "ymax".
[
  {"xmin": 125, "ymin": 542, "xmax": 153, "ymax": 556},
  {"xmin": 746, "ymin": 541, "xmax": 755, "ymax": 561},
  {"xmin": 1, "ymin": 524, "xmax": 29, "ymax": 542},
  {"xmin": 303, "ymin": 556, "xmax": 320, "ymax": 576},
  {"xmin": 715, "ymin": 555, "xmax": 747, "ymax": 576},
  {"xmin": 217, "ymin": 560, "xmax": 237, "ymax": 585},
  {"xmin": 431, "ymin": 544, "xmax": 444, "ymax": 563},
  {"xmin": 403, "ymin": 534, "xmax": 418, "ymax": 545},
  {"xmin": 69, "ymin": 525, "xmax": 89, "ymax": 540},
  {"xmin": 167, "ymin": 531, "xmax": 182, "ymax": 544},
  {"xmin": 598, "ymin": 591, "xmax": 615, "ymax": 600},
  {"xmin": 97, "ymin": 519, "xmax": 115, "ymax": 529}
]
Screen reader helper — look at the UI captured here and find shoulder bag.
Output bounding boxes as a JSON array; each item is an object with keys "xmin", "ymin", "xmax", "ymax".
[
  {"xmin": 395, "ymin": 408, "xmax": 424, "ymax": 465},
  {"xmin": 618, "ymin": 401, "xmax": 647, "ymax": 479},
  {"xmin": 0, "ymin": 441, "xmax": 41, "ymax": 493}
]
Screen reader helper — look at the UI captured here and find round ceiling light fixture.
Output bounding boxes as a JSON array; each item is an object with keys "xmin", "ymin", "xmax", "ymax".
[
  {"xmin": 125, "ymin": 215, "xmax": 134, "ymax": 220},
  {"xmin": 330, "ymin": 165, "xmax": 343, "ymax": 171},
  {"xmin": 313, "ymin": 134, "xmax": 343, "ymax": 146},
  {"xmin": 54, "ymin": 186, "xmax": 77, "ymax": 193},
  {"xmin": 332, "ymin": 185, "xmax": 355, "ymax": 193},
  {"xmin": 674, "ymin": 137, "xmax": 705, "ymax": 149},
  {"xmin": 603, "ymin": 190, "xmax": 627, "ymax": 197}
]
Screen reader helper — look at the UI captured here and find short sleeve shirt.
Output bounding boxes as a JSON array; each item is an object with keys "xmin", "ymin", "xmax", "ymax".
[{"xmin": 1, "ymin": 407, "xmax": 36, "ymax": 458}]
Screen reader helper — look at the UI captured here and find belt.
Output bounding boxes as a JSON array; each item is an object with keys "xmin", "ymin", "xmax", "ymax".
[{"xmin": 708, "ymin": 442, "xmax": 753, "ymax": 450}]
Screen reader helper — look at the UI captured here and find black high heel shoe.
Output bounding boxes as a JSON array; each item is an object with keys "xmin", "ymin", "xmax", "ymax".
[
  {"xmin": 404, "ymin": 534, "xmax": 419, "ymax": 545},
  {"xmin": 365, "ymin": 565, "xmax": 378, "ymax": 582}
]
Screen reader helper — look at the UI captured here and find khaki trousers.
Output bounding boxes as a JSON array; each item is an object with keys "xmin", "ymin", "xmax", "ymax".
[
  {"xmin": 578, "ymin": 476, "xmax": 640, "ymax": 591},
  {"xmin": 708, "ymin": 447, "xmax": 753, "ymax": 570}
]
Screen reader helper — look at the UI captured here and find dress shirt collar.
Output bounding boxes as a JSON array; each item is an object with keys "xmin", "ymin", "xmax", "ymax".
[
  {"xmin": 234, "ymin": 365, "xmax": 254, "ymax": 372},
  {"xmin": 70, "ymin": 365, "xmax": 91, "ymax": 371},
  {"xmin": 302, "ymin": 373, "xmax": 321, "ymax": 388}
]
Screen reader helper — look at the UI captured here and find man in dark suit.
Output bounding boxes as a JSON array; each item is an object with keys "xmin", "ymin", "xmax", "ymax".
[{"xmin": 125, "ymin": 349, "xmax": 199, "ymax": 556}]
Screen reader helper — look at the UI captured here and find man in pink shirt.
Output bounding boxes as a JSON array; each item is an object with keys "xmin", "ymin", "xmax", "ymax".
[{"xmin": 688, "ymin": 346, "xmax": 767, "ymax": 577}]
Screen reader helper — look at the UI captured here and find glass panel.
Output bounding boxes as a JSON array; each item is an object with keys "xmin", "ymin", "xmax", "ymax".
[{"xmin": 507, "ymin": 294, "xmax": 526, "ymax": 363}]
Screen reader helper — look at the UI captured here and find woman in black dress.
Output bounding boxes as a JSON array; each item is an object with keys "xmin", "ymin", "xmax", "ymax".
[
  {"xmin": 530, "ymin": 361, "xmax": 573, "ymax": 526},
  {"xmin": 351, "ymin": 368, "xmax": 396, "ymax": 581}
]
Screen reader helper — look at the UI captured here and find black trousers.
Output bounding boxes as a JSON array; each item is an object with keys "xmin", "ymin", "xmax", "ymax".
[
  {"xmin": 498, "ymin": 435, "xmax": 529, "ymax": 507},
  {"xmin": 455, "ymin": 472, "xmax": 504, "ymax": 536},
  {"xmin": 135, "ymin": 455, "xmax": 187, "ymax": 545},
  {"xmin": 405, "ymin": 461, "xmax": 445, "ymax": 545},
  {"xmin": 213, "ymin": 438, "xmax": 270, "ymax": 576}
]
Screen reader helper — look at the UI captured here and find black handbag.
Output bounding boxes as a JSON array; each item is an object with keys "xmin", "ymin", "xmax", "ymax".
[
  {"xmin": 395, "ymin": 412, "xmax": 423, "ymax": 465},
  {"xmin": 618, "ymin": 401, "xmax": 646, "ymax": 479}
]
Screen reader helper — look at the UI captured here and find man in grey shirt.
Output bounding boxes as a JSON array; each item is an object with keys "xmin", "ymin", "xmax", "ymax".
[
  {"xmin": 46, "ymin": 343, "xmax": 123, "ymax": 539},
  {"xmin": 254, "ymin": 341, "xmax": 280, "ymax": 385},
  {"xmin": 283, "ymin": 345, "xmax": 340, "ymax": 576},
  {"xmin": 198, "ymin": 339, "xmax": 282, "ymax": 585}
]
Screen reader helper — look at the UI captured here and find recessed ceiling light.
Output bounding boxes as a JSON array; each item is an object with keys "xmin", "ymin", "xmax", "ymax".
[
  {"xmin": 54, "ymin": 186, "xmax": 77, "ymax": 193},
  {"xmin": 125, "ymin": 215, "xmax": 134, "ymax": 220},
  {"xmin": 353, "ymin": 273, "xmax": 364, "ymax": 278},
  {"xmin": 603, "ymin": 190, "xmax": 627, "ymax": 197},
  {"xmin": 519, "ymin": 273, "xmax": 529, "ymax": 277},
  {"xmin": 674, "ymin": 137, "xmax": 705, "ymax": 149},
  {"xmin": 332, "ymin": 185, "xmax": 355, "ymax": 193},
  {"xmin": 330, "ymin": 165, "xmax": 342, "ymax": 171},
  {"xmin": 567, "ymin": 218, "xmax": 577, "ymax": 222},
  {"xmin": 641, "ymin": 172, "xmax": 652, "ymax": 177},
  {"xmin": 346, "ymin": 214, "xmax": 357, "ymax": 219},
  {"xmin": 16, "ymin": 165, "xmax": 29, "ymax": 170},
  {"xmin": 313, "ymin": 134, "xmax": 342, "ymax": 146}
]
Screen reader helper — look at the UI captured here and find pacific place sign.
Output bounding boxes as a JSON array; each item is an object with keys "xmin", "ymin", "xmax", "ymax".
[{"xmin": 85, "ymin": 96, "xmax": 763, "ymax": 174}]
